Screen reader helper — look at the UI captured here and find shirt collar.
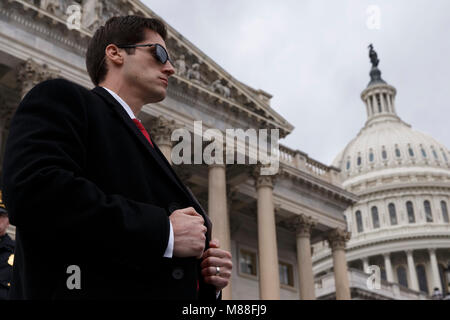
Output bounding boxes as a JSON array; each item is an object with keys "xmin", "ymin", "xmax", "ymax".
[{"xmin": 101, "ymin": 87, "xmax": 136, "ymax": 120}]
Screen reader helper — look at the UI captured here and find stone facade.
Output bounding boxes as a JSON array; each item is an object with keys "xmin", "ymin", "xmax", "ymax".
[{"xmin": 0, "ymin": 0, "xmax": 359, "ymax": 300}]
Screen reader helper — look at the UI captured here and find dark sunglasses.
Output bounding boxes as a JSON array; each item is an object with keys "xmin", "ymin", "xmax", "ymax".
[{"xmin": 117, "ymin": 43, "xmax": 172, "ymax": 65}]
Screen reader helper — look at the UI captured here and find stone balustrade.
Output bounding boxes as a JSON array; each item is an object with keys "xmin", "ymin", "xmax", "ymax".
[
  {"xmin": 314, "ymin": 268, "xmax": 429, "ymax": 300},
  {"xmin": 279, "ymin": 144, "xmax": 341, "ymax": 184},
  {"xmin": 313, "ymin": 224, "xmax": 450, "ymax": 261}
]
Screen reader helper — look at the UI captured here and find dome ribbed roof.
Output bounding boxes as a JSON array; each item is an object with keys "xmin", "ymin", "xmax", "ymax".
[{"xmin": 333, "ymin": 119, "xmax": 450, "ymax": 179}]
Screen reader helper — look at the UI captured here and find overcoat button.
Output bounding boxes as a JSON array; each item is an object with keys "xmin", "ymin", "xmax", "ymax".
[{"xmin": 172, "ymin": 267, "xmax": 184, "ymax": 280}]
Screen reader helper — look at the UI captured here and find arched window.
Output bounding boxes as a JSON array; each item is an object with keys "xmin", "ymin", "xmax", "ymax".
[
  {"xmin": 369, "ymin": 151, "xmax": 374, "ymax": 163},
  {"xmin": 355, "ymin": 211, "xmax": 364, "ymax": 233},
  {"xmin": 382, "ymin": 148, "xmax": 387, "ymax": 160},
  {"xmin": 441, "ymin": 201, "xmax": 449, "ymax": 223},
  {"xmin": 421, "ymin": 147, "xmax": 427, "ymax": 158},
  {"xmin": 416, "ymin": 265, "xmax": 429, "ymax": 294},
  {"xmin": 442, "ymin": 150, "xmax": 448, "ymax": 162},
  {"xmin": 388, "ymin": 203, "xmax": 398, "ymax": 225},
  {"xmin": 432, "ymin": 148, "xmax": 438, "ymax": 160},
  {"xmin": 371, "ymin": 206, "xmax": 380, "ymax": 229},
  {"xmin": 406, "ymin": 201, "xmax": 415, "ymax": 223},
  {"xmin": 397, "ymin": 266, "xmax": 408, "ymax": 288},
  {"xmin": 395, "ymin": 147, "xmax": 401, "ymax": 158},
  {"xmin": 424, "ymin": 200, "xmax": 433, "ymax": 222},
  {"xmin": 346, "ymin": 160, "xmax": 351, "ymax": 171},
  {"xmin": 357, "ymin": 156, "xmax": 362, "ymax": 166},
  {"xmin": 408, "ymin": 147, "xmax": 415, "ymax": 157}
]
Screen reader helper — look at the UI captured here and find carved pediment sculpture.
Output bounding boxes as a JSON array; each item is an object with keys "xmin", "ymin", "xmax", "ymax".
[
  {"xmin": 186, "ymin": 63, "xmax": 204, "ymax": 86},
  {"xmin": 11, "ymin": 0, "xmax": 292, "ymax": 136},
  {"xmin": 36, "ymin": 0, "xmax": 129, "ymax": 31},
  {"xmin": 174, "ymin": 54, "xmax": 186, "ymax": 77},
  {"xmin": 210, "ymin": 79, "xmax": 231, "ymax": 99},
  {"xmin": 40, "ymin": 0, "xmax": 62, "ymax": 15},
  {"xmin": 82, "ymin": 0, "xmax": 104, "ymax": 31},
  {"xmin": 17, "ymin": 59, "xmax": 60, "ymax": 98}
]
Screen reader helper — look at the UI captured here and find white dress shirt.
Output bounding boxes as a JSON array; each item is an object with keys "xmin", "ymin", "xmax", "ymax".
[{"xmin": 102, "ymin": 87, "xmax": 174, "ymax": 258}]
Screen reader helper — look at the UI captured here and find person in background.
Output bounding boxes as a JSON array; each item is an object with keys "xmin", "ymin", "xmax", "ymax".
[
  {"xmin": 431, "ymin": 287, "xmax": 443, "ymax": 300},
  {"xmin": 0, "ymin": 200, "xmax": 15, "ymax": 300}
]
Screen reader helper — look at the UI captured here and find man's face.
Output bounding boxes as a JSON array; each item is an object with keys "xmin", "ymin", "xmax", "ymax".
[
  {"xmin": 121, "ymin": 29, "xmax": 175, "ymax": 104},
  {"xmin": 0, "ymin": 215, "xmax": 9, "ymax": 236}
]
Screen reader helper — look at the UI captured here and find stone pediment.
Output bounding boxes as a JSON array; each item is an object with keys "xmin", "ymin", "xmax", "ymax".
[
  {"xmin": 163, "ymin": 27, "xmax": 293, "ymax": 137},
  {"xmin": 5, "ymin": 0, "xmax": 294, "ymax": 137}
]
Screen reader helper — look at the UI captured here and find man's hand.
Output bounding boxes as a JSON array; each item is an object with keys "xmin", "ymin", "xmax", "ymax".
[
  {"xmin": 200, "ymin": 239, "xmax": 233, "ymax": 293},
  {"xmin": 170, "ymin": 207, "xmax": 206, "ymax": 258}
]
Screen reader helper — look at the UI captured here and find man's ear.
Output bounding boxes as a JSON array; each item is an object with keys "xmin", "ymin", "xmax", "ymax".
[{"xmin": 104, "ymin": 44, "xmax": 125, "ymax": 67}]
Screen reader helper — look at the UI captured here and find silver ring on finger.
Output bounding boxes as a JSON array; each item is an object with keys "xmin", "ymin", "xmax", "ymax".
[{"xmin": 215, "ymin": 266, "xmax": 220, "ymax": 276}]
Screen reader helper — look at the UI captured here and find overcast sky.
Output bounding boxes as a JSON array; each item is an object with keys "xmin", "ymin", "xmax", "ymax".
[{"xmin": 143, "ymin": 0, "xmax": 450, "ymax": 166}]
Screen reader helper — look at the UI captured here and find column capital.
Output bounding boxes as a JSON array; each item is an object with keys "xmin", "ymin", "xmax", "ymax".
[
  {"xmin": 327, "ymin": 228, "xmax": 351, "ymax": 251},
  {"xmin": 148, "ymin": 116, "xmax": 179, "ymax": 147},
  {"xmin": 252, "ymin": 165, "xmax": 277, "ymax": 189},
  {"xmin": 428, "ymin": 248, "xmax": 437, "ymax": 254},
  {"xmin": 292, "ymin": 214, "xmax": 317, "ymax": 238},
  {"xmin": 17, "ymin": 59, "xmax": 60, "ymax": 98},
  {"xmin": 383, "ymin": 252, "xmax": 391, "ymax": 259}
]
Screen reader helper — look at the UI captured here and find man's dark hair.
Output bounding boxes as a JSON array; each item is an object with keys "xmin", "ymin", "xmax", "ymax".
[
  {"xmin": 0, "ymin": 208, "xmax": 7, "ymax": 216},
  {"xmin": 86, "ymin": 15, "xmax": 168, "ymax": 86}
]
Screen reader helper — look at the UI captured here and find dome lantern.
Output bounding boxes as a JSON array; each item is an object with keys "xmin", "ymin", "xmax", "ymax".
[
  {"xmin": 361, "ymin": 45, "xmax": 399, "ymax": 126},
  {"xmin": 332, "ymin": 45, "xmax": 450, "ymax": 177}
]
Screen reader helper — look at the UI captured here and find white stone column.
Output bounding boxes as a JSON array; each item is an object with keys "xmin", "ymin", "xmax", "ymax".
[
  {"xmin": 428, "ymin": 249, "xmax": 442, "ymax": 292},
  {"xmin": 383, "ymin": 253, "xmax": 394, "ymax": 283},
  {"xmin": 208, "ymin": 163, "xmax": 232, "ymax": 300},
  {"xmin": 254, "ymin": 168, "xmax": 280, "ymax": 300},
  {"xmin": 379, "ymin": 91, "xmax": 387, "ymax": 113},
  {"xmin": 149, "ymin": 116, "xmax": 177, "ymax": 165},
  {"xmin": 293, "ymin": 214, "xmax": 317, "ymax": 300},
  {"xmin": 363, "ymin": 257, "xmax": 370, "ymax": 274},
  {"xmin": 365, "ymin": 98, "xmax": 371, "ymax": 117},
  {"xmin": 406, "ymin": 250, "xmax": 419, "ymax": 291},
  {"xmin": 386, "ymin": 93, "xmax": 393, "ymax": 113},
  {"xmin": 371, "ymin": 94, "xmax": 377, "ymax": 114},
  {"xmin": 327, "ymin": 229, "xmax": 351, "ymax": 300},
  {"xmin": 391, "ymin": 94, "xmax": 397, "ymax": 114}
]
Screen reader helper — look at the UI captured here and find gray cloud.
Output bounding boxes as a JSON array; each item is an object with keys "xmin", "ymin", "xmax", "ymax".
[{"xmin": 143, "ymin": 0, "xmax": 450, "ymax": 165}]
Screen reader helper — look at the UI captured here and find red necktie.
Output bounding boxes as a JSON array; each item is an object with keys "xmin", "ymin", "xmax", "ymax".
[{"xmin": 132, "ymin": 119, "xmax": 154, "ymax": 148}]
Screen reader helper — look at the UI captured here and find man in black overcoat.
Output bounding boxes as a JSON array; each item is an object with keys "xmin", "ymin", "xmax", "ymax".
[{"xmin": 2, "ymin": 15, "xmax": 232, "ymax": 300}]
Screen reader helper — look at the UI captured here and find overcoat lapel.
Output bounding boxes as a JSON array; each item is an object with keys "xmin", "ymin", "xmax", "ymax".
[{"xmin": 91, "ymin": 87, "xmax": 208, "ymax": 220}]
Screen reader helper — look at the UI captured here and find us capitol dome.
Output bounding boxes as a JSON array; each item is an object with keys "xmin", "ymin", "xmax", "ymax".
[{"xmin": 312, "ymin": 45, "xmax": 450, "ymax": 299}]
